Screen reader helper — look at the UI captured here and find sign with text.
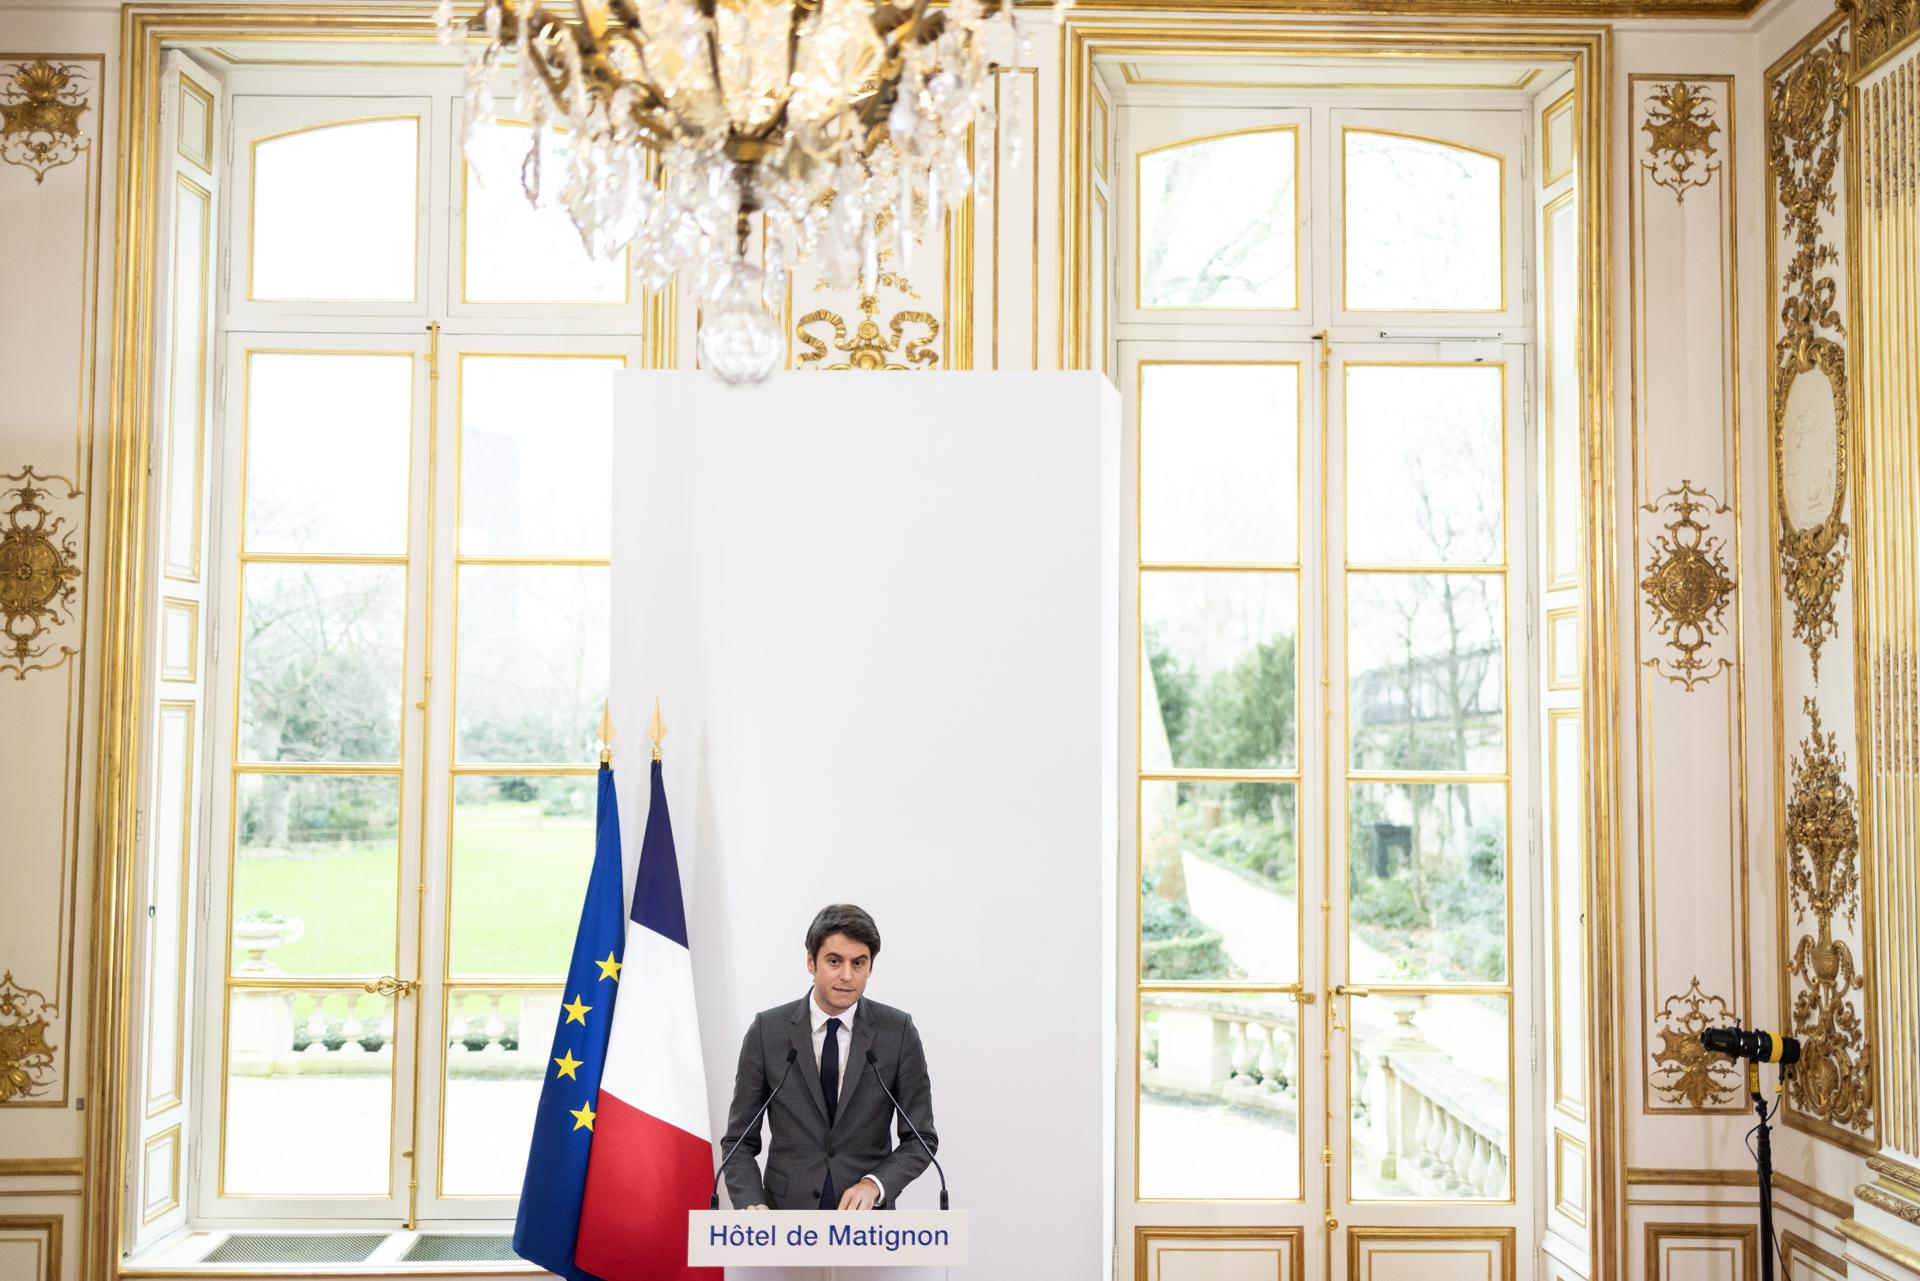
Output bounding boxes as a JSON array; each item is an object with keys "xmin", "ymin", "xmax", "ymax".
[{"xmin": 688, "ymin": 1211, "xmax": 969, "ymax": 1266}]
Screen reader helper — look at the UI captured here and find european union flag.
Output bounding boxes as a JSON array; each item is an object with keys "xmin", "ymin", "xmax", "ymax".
[{"xmin": 512, "ymin": 763, "xmax": 626, "ymax": 1281}]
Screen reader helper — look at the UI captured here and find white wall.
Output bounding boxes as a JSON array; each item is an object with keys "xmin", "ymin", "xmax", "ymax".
[{"xmin": 611, "ymin": 371, "xmax": 1120, "ymax": 1280}]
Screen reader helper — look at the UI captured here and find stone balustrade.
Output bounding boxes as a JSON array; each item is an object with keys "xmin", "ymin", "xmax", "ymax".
[
  {"xmin": 1350, "ymin": 995, "xmax": 1509, "ymax": 1198},
  {"xmin": 1140, "ymin": 991, "xmax": 1299, "ymax": 1125},
  {"xmin": 1139, "ymin": 989, "xmax": 1508, "ymax": 1199},
  {"xmin": 228, "ymin": 986, "xmax": 557, "ymax": 1078}
]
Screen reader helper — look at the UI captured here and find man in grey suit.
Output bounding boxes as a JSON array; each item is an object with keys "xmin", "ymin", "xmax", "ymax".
[{"xmin": 719, "ymin": 904, "xmax": 939, "ymax": 1211}]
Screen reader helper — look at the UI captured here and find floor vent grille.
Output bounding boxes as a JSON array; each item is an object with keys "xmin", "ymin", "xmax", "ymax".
[
  {"xmin": 202, "ymin": 1234, "xmax": 385, "ymax": 1264},
  {"xmin": 401, "ymin": 1234, "xmax": 518, "ymax": 1263}
]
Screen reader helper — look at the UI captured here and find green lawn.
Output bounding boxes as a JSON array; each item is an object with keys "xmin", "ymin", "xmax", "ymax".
[{"xmin": 232, "ymin": 798, "xmax": 596, "ymax": 979}]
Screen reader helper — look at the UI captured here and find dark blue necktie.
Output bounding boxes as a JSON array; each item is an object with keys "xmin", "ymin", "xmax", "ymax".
[{"xmin": 819, "ymin": 1017, "xmax": 842, "ymax": 1208}]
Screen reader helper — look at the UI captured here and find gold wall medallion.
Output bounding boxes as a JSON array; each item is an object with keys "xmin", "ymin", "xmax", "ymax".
[
  {"xmin": 795, "ymin": 293, "xmax": 942, "ymax": 371},
  {"xmin": 1784, "ymin": 698, "xmax": 1874, "ymax": 1135},
  {"xmin": 1639, "ymin": 481, "xmax": 1735, "ymax": 691},
  {"xmin": 1649, "ymin": 977, "xmax": 1741, "ymax": 1108},
  {"xmin": 1769, "ymin": 35, "xmax": 1850, "ymax": 681},
  {"xmin": 1641, "ymin": 80, "xmax": 1722, "ymax": 202},
  {"xmin": 0, "ymin": 468, "xmax": 82, "ymax": 679},
  {"xmin": 0, "ymin": 59, "xmax": 91, "ymax": 183},
  {"xmin": 0, "ymin": 970, "xmax": 58, "ymax": 1103}
]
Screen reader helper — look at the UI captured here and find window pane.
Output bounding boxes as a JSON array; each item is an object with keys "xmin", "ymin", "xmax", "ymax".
[
  {"xmin": 1140, "ymin": 993, "xmax": 1301, "ymax": 1198},
  {"xmin": 1349, "ymin": 992, "xmax": 1509, "ymax": 1199},
  {"xmin": 239, "ymin": 563, "xmax": 407, "ymax": 764},
  {"xmin": 231, "ymin": 775, "xmax": 401, "ymax": 979},
  {"xmin": 459, "ymin": 355, "xmax": 618, "ymax": 557},
  {"xmin": 449, "ymin": 776, "xmax": 596, "ymax": 978},
  {"xmin": 224, "ymin": 988, "xmax": 394, "ymax": 1194},
  {"xmin": 1142, "ymin": 572, "xmax": 1298, "ymax": 772},
  {"xmin": 245, "ymin": 351, "xmax": 413, "ymax": 555},
  {"xmin": 1348, "ymin": 573, "xmax": 1504, "ymax": 773},
  {"xmin": 1142, "ymin": 780, "xmax": 1297, "ymax": 984},
  {"xmin": 1140, "ymin": 129, "xmax": 1297, "ymax": 309},
  {"xmin": 1141, "ymin": 363, "xmax": 1299, "ymax": 564},
  {"xmin": 1344, "ymin": 129, "xmax": 1502, "ymax": 311},
  {"xmin": 463, "ymin": 123, "xmax": 628, "ymax": 304},
  {"xmin": 1346, "ymin": 365, "xmax": 1504, "ymax": 566},
  {"xmin": 252, "ymin": 117, "xmax": 418, "ymax": 301},
  {"xmin": 1348, "ymin": 781, "xmax": 1507, "ymax": 984},
  {"xmin": 456, "ymin": 565, "xmax": 608, "ymax": 764},
  {"xmin": 442, "ymin": 987, "xmax": 552, "ymax": 1196}
]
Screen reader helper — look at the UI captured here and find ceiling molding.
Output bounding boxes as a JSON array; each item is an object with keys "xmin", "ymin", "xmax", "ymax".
[{"xmin": 1032, "ymin": 0, "xmax": 1765, "ymax": 16}]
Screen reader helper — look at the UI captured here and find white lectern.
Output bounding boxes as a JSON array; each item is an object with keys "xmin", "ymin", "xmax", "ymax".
[{"xmin": 689, "ymin": 1212, "xmax": 968, "ymax": 1267}]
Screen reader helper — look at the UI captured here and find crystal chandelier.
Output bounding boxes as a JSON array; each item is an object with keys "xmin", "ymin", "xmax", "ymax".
[{"xmin": 440, "ymin": 0, "xmax": 1066, "ymax": 384}]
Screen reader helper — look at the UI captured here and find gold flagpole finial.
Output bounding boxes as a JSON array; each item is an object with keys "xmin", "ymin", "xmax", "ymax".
[
  {"xmin": 648, "ymin": 698, "xmax": 667, "ymax": 763},
  {"xmin": 598, "ymin": 702, "xmax": 615, "ymax": 766}
]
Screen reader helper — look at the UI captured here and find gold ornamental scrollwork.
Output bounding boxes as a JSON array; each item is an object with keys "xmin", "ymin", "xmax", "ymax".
[
  {"xmin": 1640, "ymin": 481, "xmax": 1735, "ymax": 691},
  {"xmin": 795, "ymin": 293, "xmax": 941, "ymax": 371},
  {"xmin": 1837, "ymin": 0, "xmax": 1920, "ymax": 78},
  {"xmin": 797, "ymin": 224, "xmax": 941, "ymax": 372},
  {"xmin": 1784, "ymin": 698, "xmax": 1874, "ymax": 1136},
  {"xmin": 1649, "ymin": 976, "xmax": 1742, "ymax": 1109},
  {"xmin": 1769, "ymin": 36, "xmax": 1850, "ymax": 681},
  {"xmin": 1641, "ymin": 80, "xmax": 1722, "ymax": 203},
  {"xmin": 0, "ymin": 970, "xmax": 58, "ymax": 1103},
  {"xmin": 0, "ymin": 468, "xmax": 82, "ymax": 679},
  {"xmin": 0, "ymin": 59, "xmax": 91, "ymax": 183}
]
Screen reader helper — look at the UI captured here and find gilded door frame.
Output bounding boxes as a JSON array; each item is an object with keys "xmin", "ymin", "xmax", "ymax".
[{"xmin": 1056, "ymin": 15, "xmax": 1621, "ymax": 1281}]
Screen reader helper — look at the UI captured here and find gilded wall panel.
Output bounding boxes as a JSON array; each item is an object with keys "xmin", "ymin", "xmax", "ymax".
[
  {"xmin": 1135, "ymin": 1227, "xmax": 1304, "ymax": 1281},
  {"xmin": 1764, "ymin": 19, "xmax": 1879, "ymax": 1154},
  {"xmin": 1851, "ymin": 39, "xmax": 1920, "ymax": 1161},
  {"xmin": 0, "ymin": 1216, "xmax": 62, "ymax": 1281},
  {"xmin": 0, "ymin": 52, "xmax": 104, "ymax": 1113},
  {"xmin": 1644, "ymin": 1222, "xmax": 1759, "ymax": 1281},
  {"xmin": 1627, "ymin": 73, "xmax": 1750, "ymax": 1113}
]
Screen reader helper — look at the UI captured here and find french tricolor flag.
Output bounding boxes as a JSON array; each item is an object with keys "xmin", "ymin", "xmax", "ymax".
[{"xmin": 574, "ymin": 755, "xmax": 719, "ymax": 1280}]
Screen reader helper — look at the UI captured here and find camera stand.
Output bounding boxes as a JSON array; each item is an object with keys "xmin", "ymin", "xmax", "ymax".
[{"xmin": 1749, "ymin": 1062, "xmax": 1776, "ymax": 1281}]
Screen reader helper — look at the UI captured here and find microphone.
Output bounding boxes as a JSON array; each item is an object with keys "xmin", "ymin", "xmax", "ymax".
[
  {"xmin": 1701, "ymin": 1026, "xmax": 1802, "ymax": 1065},
  {"xmin": 864, "ymin": 1048, "xmax": 948, "ymax": 1211},
  {"xmin": 712, "ymin": 1046, "xmax": 799, "ymax": 1209}
]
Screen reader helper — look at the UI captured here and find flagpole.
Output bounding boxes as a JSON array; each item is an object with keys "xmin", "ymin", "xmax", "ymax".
[{"xmin": 599, "ymin": 702, "xmax": 616, "ymax": 767}]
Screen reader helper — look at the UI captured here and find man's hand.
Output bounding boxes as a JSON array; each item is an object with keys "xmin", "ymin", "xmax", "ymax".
[
  {"xmin": 837, "ymin": 1178, "xmax": 882, "ymax": 1211},
  {"xmin": 746, "ymin": 1203, "xmax": 770, "ymax": 1212}
]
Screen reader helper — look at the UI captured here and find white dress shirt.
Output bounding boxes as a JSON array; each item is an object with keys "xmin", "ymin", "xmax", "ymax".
[{"xmin": 808, "ymin": 995, "xmax": 884, "ymax": 1202}]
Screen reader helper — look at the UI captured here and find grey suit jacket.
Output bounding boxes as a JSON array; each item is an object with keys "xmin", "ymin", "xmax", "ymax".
[{"xmin": 719, "ymin": 996, "xmax": 938, "ymax": 1210}]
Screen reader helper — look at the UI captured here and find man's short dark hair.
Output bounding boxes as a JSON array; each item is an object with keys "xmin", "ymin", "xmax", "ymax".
[{"xmin": 806, "ymin": 903, "xmax": 881, "ymax": 961}]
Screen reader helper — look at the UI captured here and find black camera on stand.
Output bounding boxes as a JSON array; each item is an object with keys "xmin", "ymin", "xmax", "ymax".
[{"xmin": 1700, "ymin": 1026, "xmax": 1801, "ymax": 1281}]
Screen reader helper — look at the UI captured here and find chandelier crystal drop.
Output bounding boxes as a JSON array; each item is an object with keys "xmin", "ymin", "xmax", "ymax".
[{"xmin": 442, "ymin": 0, "xmax": 1067, "ymax": 385}]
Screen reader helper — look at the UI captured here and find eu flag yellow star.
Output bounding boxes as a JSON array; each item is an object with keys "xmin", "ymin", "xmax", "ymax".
[
  {"xmin": 553, "ymin": 1049, "xmax": 583, "ymax": 1080},
  {"xmin": 570, "ymin": 1102, "xmax": 596, "ymax": 1131},
  {"xmin": 594, "ymin": 952, "xmax": 623, "ymax": 982},
  {"xmin": 562, "ymin": 995, "xmax": 591, "ymax": 1025}
]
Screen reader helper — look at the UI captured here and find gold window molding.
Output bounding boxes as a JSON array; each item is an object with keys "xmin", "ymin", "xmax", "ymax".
[{"xmin": 1064, "ymin": 14, "xmax": 1618, "ymax": 1277}]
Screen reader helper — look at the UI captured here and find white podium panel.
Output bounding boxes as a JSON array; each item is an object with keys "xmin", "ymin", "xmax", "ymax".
[
  {"xmin": 613, "ymin": 372, "xmax": 1119, "ymax": 1281},
  {"xmin": 690, "ymin": 1212, "xmax": 969, "ymax": 1266}
]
